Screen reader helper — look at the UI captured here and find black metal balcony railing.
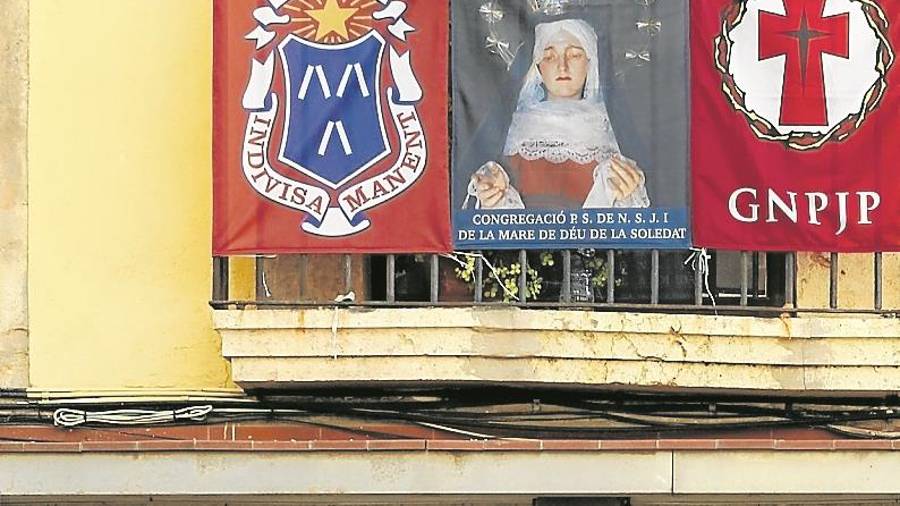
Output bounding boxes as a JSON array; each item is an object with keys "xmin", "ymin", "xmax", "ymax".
[{"xmin": 211, "ymin": 250, "xmax": 893, "ymax": 316}]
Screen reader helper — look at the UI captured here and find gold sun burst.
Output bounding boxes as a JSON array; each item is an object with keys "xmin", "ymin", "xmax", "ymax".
[{"xmin": 284, "ymin": 0, "xmax": 378, "ymax": 45}]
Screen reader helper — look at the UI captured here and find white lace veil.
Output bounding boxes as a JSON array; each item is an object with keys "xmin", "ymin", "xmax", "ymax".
[{"xmin": 503, "ymin": 19, "xmax": 620, "ymax": 165}]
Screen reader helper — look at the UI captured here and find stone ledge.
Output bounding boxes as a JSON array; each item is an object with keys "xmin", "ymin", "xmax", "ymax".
[
  {"xmin": 214, "ymin": 307, "xmax": 900, "ymax": 338},
  {"xmin": 215, "ymin": 308, "xmax": 900, "ymax": 394}
]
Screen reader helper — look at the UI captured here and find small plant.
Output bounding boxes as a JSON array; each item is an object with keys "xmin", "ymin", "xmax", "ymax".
[{"xmin": 453, "ymin": 250, "xmax": 622, "ymax": 302}]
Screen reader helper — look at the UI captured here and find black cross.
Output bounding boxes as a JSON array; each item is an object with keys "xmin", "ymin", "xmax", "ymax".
[{"xmin": 782, "ymin": 9, "xmax": 830, "ymax": 87}]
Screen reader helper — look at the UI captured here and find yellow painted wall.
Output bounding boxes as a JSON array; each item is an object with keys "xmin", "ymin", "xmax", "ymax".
[
  {"xmin": 28, "ymin": 0, "xmax": 234, "ymax": 390},
  {"xmin": 22, "ymin": 0, "xmax": 896, "ymax": 394}
]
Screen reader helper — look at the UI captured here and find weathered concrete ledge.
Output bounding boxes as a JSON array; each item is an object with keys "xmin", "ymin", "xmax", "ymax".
[
  {"xmin": 7, "ymin": 449, "xmax": 900, "ymax": 497},
  {"xmin": 215, "ymin": 308, "xmax": 900, "ymax": 395}
]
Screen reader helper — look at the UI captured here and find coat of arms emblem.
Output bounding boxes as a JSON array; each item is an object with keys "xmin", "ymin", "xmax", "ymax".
[
  {"xmin": 716, "ymin": 0, "xmax": 894, "ymax": 150},
  {"xmin": 241, "ymin": 0, "xmax": 427, "ymax": 236}
]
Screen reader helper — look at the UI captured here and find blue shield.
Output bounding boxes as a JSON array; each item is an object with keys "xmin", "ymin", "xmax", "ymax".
[{"xmin": 277, "ymin": 32, "xmax": 389, "ymax": 189}]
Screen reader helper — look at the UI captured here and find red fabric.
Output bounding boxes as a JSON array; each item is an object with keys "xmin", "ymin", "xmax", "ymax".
[
  {"xmin": 507, "ymin": 155, "xmax": 595, "ymax": 209},
  {"xmin": 213, "ymin": 0, "xmax": 450, "ymax": 254},
  {"xmin": 691, "ymin": 0, "xmax": 900, "ymax": 252},
  {"xmin": 758, "ymin": 0, "xmax": 849, "ymax": 126}
]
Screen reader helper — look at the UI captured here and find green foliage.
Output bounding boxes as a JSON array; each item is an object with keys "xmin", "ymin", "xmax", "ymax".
[{"xmin": 453, "ymin": 250, "xmax": 621, "ymax": 302}]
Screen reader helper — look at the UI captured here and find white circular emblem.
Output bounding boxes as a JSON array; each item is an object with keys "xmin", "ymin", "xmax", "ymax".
[
  {"xmin": 239, "ymin": 0, "xmax": 429, "ymax": 237},
  {"xmin": 716, "ymin": 0, "xmax": 894, "ymax": 150}
]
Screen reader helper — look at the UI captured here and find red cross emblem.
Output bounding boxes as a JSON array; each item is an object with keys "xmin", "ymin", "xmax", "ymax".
[
  {"xmin": 715, "ymin": 0, "xmax": 894, "ymax": 150},
  {"xmin": 759, "ymin": 0, "xmax": 849, "ymax": 126}
]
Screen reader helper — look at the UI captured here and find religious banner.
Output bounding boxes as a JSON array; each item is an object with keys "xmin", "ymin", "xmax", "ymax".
[
  {"xmin": 213, "ymin": 0, "xmax": 450, "ymax": 254},
  {"xmin": 693, "ymin": 0, "xmax": 900, "ymax": 252},
  {"xmin": 451, "ymin": 0, "xmax": 691, "ymax": 250}
]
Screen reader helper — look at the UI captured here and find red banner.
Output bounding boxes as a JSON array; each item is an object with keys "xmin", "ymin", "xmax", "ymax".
[
  {"xmin": 692, "ymin": 0, "xmax": 900, "ymax": 252},
  {"xmin": 213, "ymin": 0, "xmax": 450, "ymax": 254}
]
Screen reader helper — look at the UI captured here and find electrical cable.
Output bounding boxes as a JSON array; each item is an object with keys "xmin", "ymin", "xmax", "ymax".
[
  {"xmin": 0, "ymin": 394, "xmax": 892, "ymax": 442},
  {"xmin": 826, "ymin": 424, "xmax": 900, "ymax": 440},
  {"xmin": 53, "ymin": 405, "xmax": 214, "ymax": 428}
]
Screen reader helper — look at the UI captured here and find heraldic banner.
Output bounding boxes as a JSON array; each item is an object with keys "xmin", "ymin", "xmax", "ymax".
[
  {"xmin": 451, "ymin": 1, "xmax": 691, "ymax": 250},
  {"xmin": 213, "ymin": 0, "xmax": 450, "ymax": 254},
  {"xmin": 693, "ymin": 0, "xmax": 900, "ymax": 252}
]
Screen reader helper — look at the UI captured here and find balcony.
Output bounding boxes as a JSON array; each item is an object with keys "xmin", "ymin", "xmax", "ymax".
[{"xmin": 211, "ymin": 250, "xmax": 900, "ymax": 396}]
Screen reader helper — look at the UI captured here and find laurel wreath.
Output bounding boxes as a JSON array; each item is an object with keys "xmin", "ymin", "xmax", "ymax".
[{"xmin": 714, "ymin": 0, "xmax": 895, "ymax": 151}]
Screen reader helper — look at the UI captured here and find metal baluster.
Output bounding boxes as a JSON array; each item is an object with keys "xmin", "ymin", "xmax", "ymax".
[
  {"xmin": 751, "ymin": 253, "xmax": 760, "ymax": 300},
  {"xmin": 475, "ymin": 251, "xmax": 484, "ymax": 303},
  {"xmin": 606, "ymin": 250, "xmax": 615, "ymax": 303},
  {"xmin": 784, "ymin": 252, "xmax": 795, "ymax": 308},
  {"xmin": 562, "ymin": 250, "xmax": 572, "ymax": 304},
  {"xmin": 212, "ymin": 256, "xmax": 229, "ymax": 303},
  {"xmin": 343, "ymin": 254, "xmax": 353, "ymax": 294},
  {"xmin": 875, "ymin": 252, "xmax": 883, "ymax": 311},
  {"xmin": 740, "ymin": 251, "xmax": 749, "ymax": 307},
  {"xmin": 650, "ymin": 249, "xmax": 659, "ymax": 305},
  {"xmin": 694, "ymin": 252, "xmax": 703, "ymax": 306},
  {"xmin": 830, "ymin": 253, "xmax": 839, "ymax": 310},
  {"xmin": 298, "ymin": 254, "xmax": 308, "ymax": 302},
  {"xmin": 256, "ymin": 256, "xmax": 266, "ymax": 301},
  {"xmin": 430, "ymin": 254, "xmax": 439, "ymax": 303},
  {"xmin": 386, "ymin": 254, "xmax": 396, "ymax": 303},
  {"xmin": 518, "ymin": 250, "xmax": 528, "ymax": 303}
]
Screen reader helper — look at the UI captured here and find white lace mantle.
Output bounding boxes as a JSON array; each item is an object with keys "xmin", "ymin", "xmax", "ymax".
[
  {"xmin": 502, "ymin": 100, "xmax": 621, "ymax": 164},
  {"xmin": 506, "ymin": 140, "xmax": 619, "ymax": 165}
]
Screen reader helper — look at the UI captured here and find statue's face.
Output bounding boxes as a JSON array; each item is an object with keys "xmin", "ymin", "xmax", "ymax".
[{"xmin": 537, "ymin": 30, "xmax": 589, "ymax": 100}]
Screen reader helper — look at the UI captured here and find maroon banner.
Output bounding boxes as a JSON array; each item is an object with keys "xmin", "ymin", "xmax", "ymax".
[
  {"xmin": 692, "ymin": 0, "xmax": 900, "ymax": 252},
  {"xmin": 213, "ymin": 0, "xmax": 450, "ymax": 254}
]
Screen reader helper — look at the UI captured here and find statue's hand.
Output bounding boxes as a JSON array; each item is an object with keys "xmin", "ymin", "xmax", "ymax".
[
  {"xmin": 471, "ymin": 161, "xmax": 510, "ymax": 209},
  {"xmin": 608, "ymin": 155, "xmax": 645, "ymax": 201}
]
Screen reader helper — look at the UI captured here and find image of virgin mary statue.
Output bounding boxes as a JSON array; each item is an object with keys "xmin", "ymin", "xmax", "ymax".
[{"xmin": 470, "ymin": 19, "xmax": 651, "ymax": 210}]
